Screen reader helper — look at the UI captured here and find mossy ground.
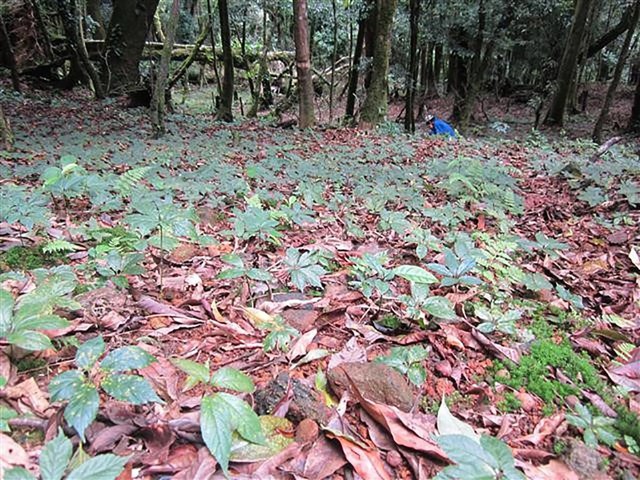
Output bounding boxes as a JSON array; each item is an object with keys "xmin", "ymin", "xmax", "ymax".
[{"xmin": 0, "ymin": 245, "xmax": 67, "ymax": 271}]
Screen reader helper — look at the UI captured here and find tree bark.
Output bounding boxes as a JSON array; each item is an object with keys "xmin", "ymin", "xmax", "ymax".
[
  {"xmin": 86, "ymin": 0, "xmax": 107, "ymax": 40},
  {"xmin": 0, "ymin": 13, "xmax": 20, "ymax": 92},
  {"xmin": 329, "ymin": 0, "xmax": 338, "ymax": 122},
  {"xmin": 168, "ymin": 20, "xmax": 210, "ymax": 90},
  {"xmin": 593, "ymin": 1, "xmax": 640, "ymax": 142},
  {"xmin": 293, "ymin": 0, "xmax": 315, "ymax": 128},
  {"xmin": 103, "ymin": 0, "xmax": 160, "ymax": 93},
  {"xmin": 587, "ymin": 3, "xmax": 637, "ymax": 58},
  {"xmin": 345, "ymin": 13, "xmax": 366, "ymax": 122},
  {"xmin": 629, "ymin": 75, "xmax": 640, "ymax": 133},
  {"xmin": 217, "ymin": 0, "xmax": 234, "ymax": 122},
  {"xmin": 151, "ymin": 0, "xmax": 180, "ymax": 138},
  {"xmin": 0, "ymin": 103, "xmax": 13, "ymax": 151},
  {"xmin": 545, "ymin": 0, "xmax": 594, "ymax": 126},
  {"xmin": 58, "ymin": 0, "xmax": 105, "ymax": 98},
  {"xmin": 360, "ymin": 0, "xmax": 398, "ymax": 127},
  {"xmin": 404, "ymin": 0, "xmax": 419, "ymax": 133}
]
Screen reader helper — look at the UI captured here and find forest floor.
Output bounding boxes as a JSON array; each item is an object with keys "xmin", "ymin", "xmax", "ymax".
[{"xmin": 0, "ymin": 82, "xmax": 639, "ymax": 480}]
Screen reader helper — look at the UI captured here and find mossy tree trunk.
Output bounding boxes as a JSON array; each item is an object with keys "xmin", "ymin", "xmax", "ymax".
[
  {"xmin": 0, "ymin": 12, "xmax": 21, "ymax": 92},
  {"xmin": 345, "ymin": 11, "xmax": 366, "ymax": 122},
  {"xmin": 359, "ymin": 0, "xmax": 398, "ymax": 127},
  {"xmin": 86, "ymin": 0, "xmax": 106, "ymax": 40},
  {"xmin": 103, "ymin": 0, "xmax": 160, "ymax": 93},
  {"xmin": 217, "ymin": 0, "xmax": 234, "ymax": 122},
  {"xmin": 0, "ymin": 103, "xmax": 13, "ymax": 151},
  {"xmin": 404, "ymin": 0, "xmax": 419, "ymax": 133},
  {"xmin": 151, "ymin": 0, "xmax": 180, "ymax": 138},
  {"xmin": 545, "ymin": 0, "xmax": 594, "ymax": 126},
  {"xmin": 293, "ymin": 0, "xmax": 315, "ymax": 128}
]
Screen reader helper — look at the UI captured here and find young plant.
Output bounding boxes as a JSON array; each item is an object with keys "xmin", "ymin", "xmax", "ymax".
[
  {"xmin": 95, "ymin": 250, "xmax": 145, "ymax": 289},
  {"xmin": 0, "ymin": 184, "xmax": 52, "ymax": 234},
  {"xmin": 284, "ymin": 248, "xmax": 326, "ymax": 291},
  {"xmin": 172, "ymin": 359, "xmax": 266, "ymax": 475},
  {"xmin": 49, "ymin": 336, "xmax": 160, "ymax": 440},
  {"xmin": 229, "ymin": 206, "xmax": 282, "ymax": 244},
  {"xmin": 375, "ymin": 346, "xmax": 430, "ymax": 386},
  {"xmin": 0, "ymin": 267, "xmax": 78, "ymax": 351},
  {"xmin": 348, "ymin": 251, "xmax": 395, "ymax": 298},
  {"xmin": 3, "ymin": 429, "xmax": 129, "ymax": 480},
  {"xmin": 566, "ymin": 402, "xmax": 620, "ymax": 448},
  {"xmin": 398, "ymin": 282, "xmax": 457, "ymax": 323},
  {"xmin": 427, "ymin": 246, "xmax": 482, "ymax": 288},
  {"xmin": 242, "ymin": 308, "xmax": 300, "ymax": 353},
  {"xmin": 533, "ymin": 232, "xmax": 569, "ymax": 259},
  {"xmin": 473, "ymin": 304, "xmax": 522, "ymax": 335},
  {"xmin": 217, "ymin": 253, "xmax": 273, "ymax": 282}
]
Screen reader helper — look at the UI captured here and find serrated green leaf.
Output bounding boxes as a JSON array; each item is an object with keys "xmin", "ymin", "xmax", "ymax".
[
  {"xmin": 393, "ymin": 265, "xmax": 438, "ymax": 284},
  {"xmin": 50, "ymin": 370, "xmax": 85, "ymax": 401},
  {"xmin": 230, "ymin": 415, "xmax": 294, "ymax": 463},
  {"xmin": 480, "ymin": 435, "xmax": 519, "ymax": 471},
  {"xmin": 221, "ymin": 253, "xmax": 245, "ymax": 268},
  {"xmin": 40, "ymin": 430, "xmax": 73, "ymax": 480},
  {"xmin": 210, "ymin": 367, "xmax": 255, "ymax": 393},
  {"xmin": 12, "ymin": 313, "xmax": 69, "ymax": 333},
  {"xmin": 246, "ymin": 268, "xmax": 273, "ymax": 281},
  {"xmin": 3, "ymin": 468, "xmax": 37, "ymax": 480},
  {"xmin": 201, "ymin": 394, "xmax": 234, "ymax": 474},
  {"xmin": 423, "ymin": 296, "xmax": 457, "ymax": 320},
  {"xmin": 101, "ymin": 374, "xmax": 161, "ymax": 404},
  {"xmin": 172, "ymin": 358, "xmax": 210, "ymax": 385},
  {"xmin": 0, "ymin": 289, "xmax": 14, "ymax": 337},
  {"xmin": 436, "ymin": 434, "xmax": 497, "ymax": 471},
  {"xmin": 66, "ymin": 453, "xmax": 130, "ymax": 480},
  {"xmin": 100, "ymin": 346, "xmax": 156, "ymax": 372},
  {"xmin": 407, "ymin": 363, "xmax": 427, "ymax": 386},
  {"xmin": 218, "ymin": 268, "xmax": 246, "ymax": 279},
  {"xmin": 75, "ymin": 336, "xmax": 105, "ymax": 369},
  {"xmin": 0, "ymin": 405, "xmax": 18, "ymax": 432},
  {"xmin": 64, "ymin": 382, "xmax": 99, "ymax": 441}
]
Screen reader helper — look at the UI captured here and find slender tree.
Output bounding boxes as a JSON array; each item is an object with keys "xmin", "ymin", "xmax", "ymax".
[
  {"xmin": 217, "ymin": 0, "xmax": 234, "ymax": 122},
  {"xmin": 151, "ymin": 0, "xmax": 181, "ymax": 138},
  {"xmin": 0, "ymin": 103, "xmax": 13, "ymax": 151},
  {"xmin": 345, "ymin": 10, "xmax": 366, "ymax": 122},
  {"xmin": 0, "ymin": 12, "xmax": 20, "ymax": 92},
  {"xmin": 545, "ymin": 0, "xmax": 595, "ymax": 126},
  {"xmin": 593, "ymin": 1, "xmax": 640, "ymax": 143},
  {"xmin": 293, "ymin": 0, "xmax": 315, "ymax": 128},
  {"xmin": 86, "ymin": 0, "xmax": 106, "ymax": 39},
  {"xmin": 630, "ymin": 74, "xmax": 640, "ymax": 133},
  {"xmin": 360, "ymin": 0, "xmax": 399, "ymax": 127},
  {"xmin": 404, "ymin": 0, "xmax": 420, "ymax": 133}
]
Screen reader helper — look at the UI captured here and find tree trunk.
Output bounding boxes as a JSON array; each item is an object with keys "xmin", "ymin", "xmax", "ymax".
[
  {"xmin": 58, "ymin": 0, "xmax": 105, "ymax": 98},
  {"xmin": 404, "ymin": 0, "xmax": 419, "ymax": 133},
  {"xmin": 103, "ymin": 0, "xmax": 160, "ymax": 93},
  {"xmin": 217, "ymin": 0, "xmax": 234, "ymax": 122},
  {"xmin": 593, "ymin": 1, "xmax": 640, "ymax": 143},
  {"xmin": 329, "ymin": 0, "xmax": 338, "ymax": 122},
  {"xmin": 629, "ymin": 75, "xmax": 640, "ymax": 133},
  {"xmin": 360, "ymin": 0, "xmax": 398, "ymax": 127},
  {"xmin": 293, "ymin": 0, "xmax": 315, "ymax": 128},
  {"xmin": 433, "ymin": 43, "xmax": 443, "ymax": 87},
  {"xmin": 168, "ymin": 20, "xmax": 210, "ymax": 90},
  {"xmin": 151, "ymin": 0, "xmax": 180, "ymax": 138},
  {"xmin": 345, "ymin": 14, "xmax": 366, "ymax": 122},
  {"xmin": 0, "ymin": 103, "xmax": 13, "ymax": 151},
  {"xmin": 86, "ymin": 0, "xmax": 106, "ymax": 40},
  {"xmin": 545, "ymin": 0, "xmax": 594, "ymax": 126},
  {"xmin": 0, "ymin": 13, "xmax": 20, "ymax": 92}
]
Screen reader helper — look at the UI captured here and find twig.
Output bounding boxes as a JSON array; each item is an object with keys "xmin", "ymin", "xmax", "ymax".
[{"xmin": 590, "ymin": 136, "xmax": 623, "ymax": 161}]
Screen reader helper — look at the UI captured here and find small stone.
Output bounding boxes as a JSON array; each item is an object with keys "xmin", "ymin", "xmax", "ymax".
[
  {"xmin": 386, "ymin": 450, "xmax": 403, "ymax": 468},
  {"xmin": 295, "ymin": 419, "xmax": 319, "ymax": 444}
]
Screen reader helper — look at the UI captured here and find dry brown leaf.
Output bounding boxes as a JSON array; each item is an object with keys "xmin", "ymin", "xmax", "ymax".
[
  {"xmin": 517, "ymin": 413, "xmax": 565, "ymax": 446},
  {"xmin": 172, "ymin": 447, "xmax": 217, "ymax": 480},
  {"xmin": 302, "ymin": 435, "xmax": 348, "ymax": 480},
  {"xmin": 518, "ymin": 459, "xmax": 580, "ymax": 480},
  {"xmin": 0, "ymin": 433, "xmax": 29, "ymax": 469},
  {"xmin": 326, "ymin": 431, "xmax": 392, "ymax": 480},
  {"xmin": 287, "ymin": 328, "xmax": 317, "ymax": 361},
  {"xmin": 5, "ymin": 378, "xmax": 50, "ymax": 415}
]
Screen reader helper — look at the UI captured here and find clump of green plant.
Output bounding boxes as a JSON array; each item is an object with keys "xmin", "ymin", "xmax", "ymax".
[
  {"xmin": 95, "ymin": 250, "xmax": 145, "ymax": 289},
  {"xmin": 427, "ymin": 244, "xmax": 482, "ymax": 288},
  {"xmin": 495, "ymin": 338, "xmax": 604, "ymax": 407},
  {"xmin": 49, "ymin": 336, "xmax": 160, "ymax": 440},
  {"xmin": 0, "ymin": 245, "xmax": 67, "ymax": 271},
  {"xmin": 217, "ymin": 253, "xmax": 273, "ymax": 283},
  {"xmin": 283, "ymin": 247, "xmax": 326, "ymax": 291},
  {"xmin": 376, "ymin": 345, "xmax": 430, "ymax": 386},
  {"xmin": 567, "ymin": 402, "xmax": 619, "ymax": 448},
  {"xmin": 497, "ymin": 392, "xmax": 522, "ymax": 413},
  {"xmin": 172, "ymin": 359, "xmax": 266, "ymax": 475},
  {"xmin": 4, "ymin": 429, "xmax": 129, "ymax": 480},
  {"xmin": 0, "ymin": 267, "xmax": 78, "ymax": 351},
  {"xmin": 473, "ymin": 303, "xmax": 522, "ymax": 335}
]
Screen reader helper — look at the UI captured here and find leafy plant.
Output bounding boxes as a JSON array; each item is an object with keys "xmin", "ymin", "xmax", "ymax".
[
  {"xmin": 217, "ymin": 253, "xmax": 273, "ymax": 282},
  {"xmin": 284, "ymin": 248, "xmax": 326, "ymax": 291},
  {"xmin": 348, "ymin": 251, "xmax": 395, "ymax": 298},
  {"xmin": 42, "ymin": 239, "xmax": 80, "ymax": 255},
  {"xmin": 427, "ymin": 246, "xmax": 482, "ymax": 287},
  {"xmin": 398, "ymin": 283, "xmax": 458, "ymax": 322},
  {"xmin": 95, "ymin": 250, "xmax": 145, "ymax": 289},
  {"xmin": 230, "ymin": 206, "xmax": 282, "ymax": 244},
  {"xmin": 41, "ymin": 156, "xmax": 87, "ymax": 200},
  {"xmin": 0, "ymin": 268, "xmax": 78, "ymax": 351},
  {"xmin": 533, "ymin": 232, "xmax": 569, "ymax": 258},
  {"xmin": 242, "ymin": 308, "xmax": 300, "ymax": 352},
  {"xmin": 49, "ymin": 336, "xmax": 160, "ymax": 440},
  {"xmin": 376, "ymin": 346, "xmax": 430, "ymax": 385},
  {"xmin": 474, "ymin": 304, "xmax": 522, "ymax": 335},
  {"xmin": 172, "ymin": 359, "xmax": 266, "ymax": 475},
  {"xmin": 555, "ymin": 284, "xmax": 584, "ymax": 310},
  {"xmin": 0, "ymin": 184, "xmax": 52, "ymax": 232},
  {"xmin": 566, "ymin": 402, "xmax": 619, "ymax": 448},
  {"xmin": 3, "ymin": 429, "xmax": 129, "ymax": 480}
]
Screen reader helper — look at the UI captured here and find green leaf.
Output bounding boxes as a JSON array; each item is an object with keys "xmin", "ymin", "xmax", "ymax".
[
  {"xmin": 3, "ymin": 468, "xmax": 37, "ymax": 480},
  {"xmin": 0, "ymin": 288, "xmax": 14, "ymax": 337},
  {"xmin": 221, "ymin": 253, "xmax": 245, "ymax": 268},
  {"xmin": 50, "ymin": 370, "xmax": 85, "ymax": 402},
  {"xmin": 218, "ymin": 268, "xmax": 246, "ymax": 280},
  {"xmin": 394, "ymin": 265, "xmax": 438, "ymax": 284},
  {"xmin": 172, "ymin": 358, "xmax": 210, "ymax": 385},
  {"xmin": 436, "ymin": 434, "xmax": 497, "ymax": 471},
  {"xmin": 407, "ymin": 363, "xmax": 427, "ymax": 386},
  {"xmin": 217, "ymin": 392, "xmax": 266, "ymax": 445},
  {"xmin": 230, "ymin": 415, "xmax": 294, "ymax": 463},
  {"xmin": 210, "ymin": 367, "xmax": 256, "ymax": 393},
  {"xmin": 101, "ymin": 374, "xmax": 161, "ymax": 404},
  {"xmin": 246, "ymin": 268, "xmax": 273, "ymax": 282},
  {"xmin": 437, "ymin": 397, "xmax": 479, "ymax": 441},
  {"xmin": 0, "ymin": 405, "xmax": 18, "ymax": 432},
  {"xmin": 423, "ymin": 296, "xmax": 457, "ymax": 320},
  {"xmin": 480, "ymin": 435, "xmax": 518, "ymax": 471},
  {"xmin": 100, "ymin": 346, "xmax": 156, "ymax": 372},
  {"xmin": 201, "ymin": 394, "xmax": 234, "ymax": 474},
  {"xmin": 13, "ymin": 313, "xmax": 69, "ymax": 332},
  {"xmin": 7, "ymin": 330, "xmax": 53, "ymax": 351},
  {"xmin": 64, "ymin": 382, "xmax": 100, "ymax": 441},
  {"xmin": 66, "ymin": 454, "xmax": 130, "ymax": 480},
  {"xmin": 75, "ymin": 336, "xmax": 106, "ymax": 370},
  {"xmin": 40, "ymin": 430, "xmax": 73, "ymax": 480}
]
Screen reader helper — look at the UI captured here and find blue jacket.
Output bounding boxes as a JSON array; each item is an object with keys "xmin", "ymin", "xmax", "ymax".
[{"xmin": 430, "ymin": 118, "xmax": 456, "ymax": 137}]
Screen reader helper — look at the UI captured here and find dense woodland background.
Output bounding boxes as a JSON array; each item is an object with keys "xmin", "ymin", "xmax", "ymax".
[{"xmin": 1, "ymin": 0, "xmax": 640, "ymax": 140}]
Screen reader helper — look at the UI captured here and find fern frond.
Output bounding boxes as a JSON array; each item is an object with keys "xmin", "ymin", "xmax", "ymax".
[
  {"xmin": 42, "ymin": 239, "xmax": 80, "ymax": 254},
  {"xmin": 118, "ymin": 167, "xmax": 151, "ymax": 194}
]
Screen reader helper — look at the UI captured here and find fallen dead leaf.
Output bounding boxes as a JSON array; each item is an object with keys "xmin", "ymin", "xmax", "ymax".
[
  {"xmin": 326, "ymin": 430, "xmax": 392, "ymax": 480},
  {"xmin": 518, "ymin": 459, "xmax": 580, "ymax": 480},
  {"xmin": 0, "ymin": 433, "xmax": 29, "ymax": 469}
]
